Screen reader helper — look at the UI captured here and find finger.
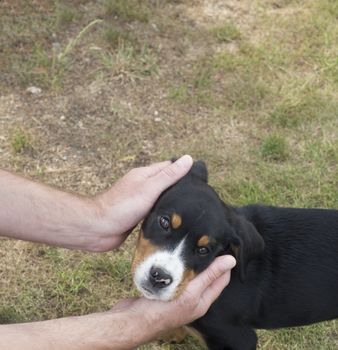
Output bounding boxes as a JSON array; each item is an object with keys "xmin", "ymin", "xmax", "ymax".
[
  {"xmin": 149, "ymin": 155, "xmax": 193, "ymax": 193},
  {"xmin": 185, "ymin": 255, "xmax": 236, "ymax": 296},
  {"xmin": 200, "ymin": 270, "xmax": 231, "ymax": 310},
  {"xmin": 142, "ymin": 160, "xmax": 172, "ymax": 177}
]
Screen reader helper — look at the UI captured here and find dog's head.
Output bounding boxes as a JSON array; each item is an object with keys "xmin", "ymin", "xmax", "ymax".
[{"xmin": 132, "ymin": 160, "xmax": 264, "ymax": 301}]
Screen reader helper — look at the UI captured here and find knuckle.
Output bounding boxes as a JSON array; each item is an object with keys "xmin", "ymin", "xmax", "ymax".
[
  {"xmin": 206, "ymin": 266, "xmax": 220, "ymax": 283},
  {"xmin": 161, "ymin": 166, "xmax": 178, "ymax": 179}
]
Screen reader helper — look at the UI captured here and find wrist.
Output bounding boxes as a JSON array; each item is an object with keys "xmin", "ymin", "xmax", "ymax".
[
  {"xmin": 95, "ymin": 310, "xmax": 155, "ymax": 350},
  {"xmin": 74, "ymin": 197, "xmax": 119, "ymax": 253},
  {"xmin": 122, "ymin": 302, "xmax": 175, "ymax": 346}
]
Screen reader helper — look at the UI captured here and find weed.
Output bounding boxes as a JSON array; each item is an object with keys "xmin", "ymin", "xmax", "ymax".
[
  {"xmin": 260, "ymin": 135, "xmax": 289, "ymax": 161},
  {"xmin": 10, "ymin": 128, "xmax": 33, "ymax": 154},
  {"xmin": 55, "ymin": 3, "xmax": 76, "ymax": 27},
  {"xmin": 57, "ymin": 19, "xmax": 103, "ymax": 63},
  {"xmin": 56, "ymin": 270, "xmax": 89, "ymax": 295},
  {"xmin": 100, "ymin": 43, "xmax": 157, "ymax": 79},
  {"xmin": 51, "ymin": 18, "xmax": 103, "ymax": 88},
  {"xmin": 168, "ymin": 85, "xmax": 189, "ymax": 103},
  {"xmin": 104, "ymin": 0, "xmax": 149, "ymax": 22},
  {"xmin": 10, "ymin": 44, "xmax": 52, "ymax": 88},
  {"xmin": 44, "ymin": 247, "xmax": 63, "ymax": 264},
  {"xmin": 0, "ymin": 306, "xmax": 23, "ymax": 324},
  {"xmin": 211, "ymin": 22, "xmax": 241, "ymax": 43},
  {"xmin": 6, "ymin": 18, "xmax": 102, "ymax": 89},
  {"xmin": 193, "ymin": 65, "xmax": 212, "ymax": 89},
  {"xmin": 110, "ymin": 258, "xmax": 132, "ymax": 283},
  {"xmin": 104, "ymin": 27, "xmax": 123, "ymax": 47}
]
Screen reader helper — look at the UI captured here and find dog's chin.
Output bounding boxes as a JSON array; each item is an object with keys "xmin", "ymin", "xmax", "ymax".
[
  {"xmin": 135, "ymin": 281, "xmax": 175, "ymax": 301},
  {"xmin": 140, "ymin": 289, "xmax": 160, "ymax": 300}
]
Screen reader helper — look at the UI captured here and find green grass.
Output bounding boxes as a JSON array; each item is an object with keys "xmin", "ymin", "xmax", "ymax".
[
  {"xmin": 211, "ymin": 22, "xmax": 241, "ymax": 43},
  {"xmin": 104, "ymin": 27, "xmax": 124, "ymax": 47},
  {"xmin": 169, "ymin": 85, "xmax": 189, "ymax": 103},
  {"xmin": 104, "ymin": 0, "xmax": 149, "ymax": 22},
  {"xmin": 99, "ymin": 43, "xmax": 158, "ymax": 79},
  {"xmin": 0, "ymin": 306, "xmax": 23, "ymax": 324},
  {"xmin": 55, "ymin": 3, "xmax": 76, "ymax": 27},
  {"xmin": 10, "ymin": 128, "xmax": 33, "ymax": 154},
  {"xmin": 260, "ymin": 135, "xmax": 289, "ymax": 161}
]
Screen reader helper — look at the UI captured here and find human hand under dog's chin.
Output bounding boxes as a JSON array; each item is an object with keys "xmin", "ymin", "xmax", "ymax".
[
  {"xmin": 93, "ymin": 156, "xmax": 193, "ymax": 251},
  {"xmin": 110, "ymin": 255, "xmax": 236, "ymax": 342}
]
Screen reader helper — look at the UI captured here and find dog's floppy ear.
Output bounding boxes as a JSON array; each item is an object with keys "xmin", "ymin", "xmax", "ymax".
[
  {"xmin": 228, "ymin": 214, "xmax": 265, "ymax": 282},
  {"xmin": 190, "ymin": 160, "xmax": 208, "ymax": 183}
]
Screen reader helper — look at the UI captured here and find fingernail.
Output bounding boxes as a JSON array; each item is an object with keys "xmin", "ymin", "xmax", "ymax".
[
  {"xmin": 226, "ymin": 255, "xmax": 236, "ymax": 269},
  {"xmin": 175, "ymin": 155, "xmax": 193, "ymax": 168}
]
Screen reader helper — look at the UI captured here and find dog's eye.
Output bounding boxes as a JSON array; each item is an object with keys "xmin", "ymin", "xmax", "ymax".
[
  {"xmin": 159, "ymin": 216, "xmax": 170, "ymax": 230},
  {"xmin": 197, "ymin": 246, "xmax": 210, "ymax": 255}
]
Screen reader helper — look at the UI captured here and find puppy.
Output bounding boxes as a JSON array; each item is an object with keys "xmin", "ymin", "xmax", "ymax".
[{"xmin": 132, "ymin": 161, "xmax": 338, "ymax": 350}]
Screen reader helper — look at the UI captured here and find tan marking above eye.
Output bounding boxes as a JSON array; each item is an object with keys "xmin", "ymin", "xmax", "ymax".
[
  {"xmin": 197, "ymin": 235, "xmax": 210, "ymax": 247},
  {"xmin": 171, "ymin": 213, "xmax": 182, "ymax": 229}
]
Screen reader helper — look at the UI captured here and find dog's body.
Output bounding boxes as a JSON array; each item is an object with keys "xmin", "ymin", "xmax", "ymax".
[
  {"xmin": 193, "ymin": 205, "xmax": 338, "ymax": 349},
  {"xmin": 132, "ymin": 161, "xmax": 338, "ymax": 350}
]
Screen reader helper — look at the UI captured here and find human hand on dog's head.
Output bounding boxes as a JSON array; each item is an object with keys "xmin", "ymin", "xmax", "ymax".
[
  {"xmin": 110, "ymin": 255, "xmax": 236, "ymax": 346},
  {"xmin": 94, "ymin": 155, "xmax": 193, "ymax": 251}
]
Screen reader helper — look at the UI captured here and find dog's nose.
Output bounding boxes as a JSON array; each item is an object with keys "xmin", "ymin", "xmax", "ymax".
[{"xmin": 149, "ymin": 266, "xmax": 173, "ymax": 289}]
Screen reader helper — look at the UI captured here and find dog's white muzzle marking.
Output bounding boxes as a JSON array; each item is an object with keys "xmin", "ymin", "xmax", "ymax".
[{"xmin": 134, "ymin": 239, "xmax": 186, "ymax": 301}]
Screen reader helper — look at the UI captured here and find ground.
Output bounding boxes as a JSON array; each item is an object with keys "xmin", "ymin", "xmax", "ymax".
[{"xmin": 0, "ymin": 0, "xmax": 337, "ymax": 349}]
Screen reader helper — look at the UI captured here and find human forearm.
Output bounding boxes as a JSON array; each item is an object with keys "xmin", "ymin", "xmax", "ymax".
[
  {"xmin": 0, "ymin": 311, "xmax": 154, "ymax": 350},
  {"xmin": 0, "ymin": 254, "xmax": 235, "ymax": 350},
  {"xmin": 0, "ymin": 170, "xmax": 109, "ymax": 251},
  {"xmin": 0, "ymin": 157, "xmax": 193, "ymax": 252}
]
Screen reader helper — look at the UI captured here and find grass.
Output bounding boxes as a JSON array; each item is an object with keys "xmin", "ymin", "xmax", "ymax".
[
  {"xmin": 103, "ymin": 26, "xmax": 131, "ymax": 48},
  {"xmin": 10, "ymin": 128, "xmax": 33, "ymax": 154},
  {"xmin": 104, "ymin": 0, "xmax": 150, "ymax": 22},
  {"xmin": 168, "ymin": 85, "xmax": 189, "ymax": 103},
  {"xmin": 99, "ymin": 43, "xmax": 158, "ymax": 80},
  {"xmin": 0, "ymin": 0, "xmax": 338, "ymax": 349},
  {"xmin": 210, "ymin": 22, "xmax": 242, "ymax": 43},
  {"xmin": 260, "ymin": 135, "xmax": 289, "ymax": 161},
  {"xmin": 0, "ymin": 306, "xmax": 23, "ymax": 324},
  {"xmin": 55, "ymin": 3, "xmax": 76, "ymax": 27}
]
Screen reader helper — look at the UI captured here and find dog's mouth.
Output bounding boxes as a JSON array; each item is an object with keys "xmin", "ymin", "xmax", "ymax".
[
  {"xmin": 132, "ymin": 231, "xmax": 199, "ymax": 301},
  {"xmin": 133, "ymin": 239, "xmax": 187, "ymax": 301},
  {"xmin": 139, "ymin": 283, "xmax": 157, "ymax": 299},
  {"xmin": 133, "ymin": 256, "xmax": 184, "ymax": 301}
]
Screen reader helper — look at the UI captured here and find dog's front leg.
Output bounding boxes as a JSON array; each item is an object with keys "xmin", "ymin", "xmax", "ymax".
[{"xmin": 193, "ymin": 322, "xmax": 257, "ymax": 350}]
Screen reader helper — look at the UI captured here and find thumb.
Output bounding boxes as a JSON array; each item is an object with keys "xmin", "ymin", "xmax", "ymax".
[
  {"xmin": 148, "ymin": 155, "xmax": 193, "ymax": 193},
  {"xmin": 184, "ymin": 255, "xmax": 236, "ymax": 297},
  {"xmin": 177, "ymin": 255, "xmax": 236, "ymax": 320}
]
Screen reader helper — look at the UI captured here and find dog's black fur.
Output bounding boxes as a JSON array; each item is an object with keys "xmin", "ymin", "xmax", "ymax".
[{"xmin": 142, "ymin": 161, "xmax": 338, "ymax": 350}]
